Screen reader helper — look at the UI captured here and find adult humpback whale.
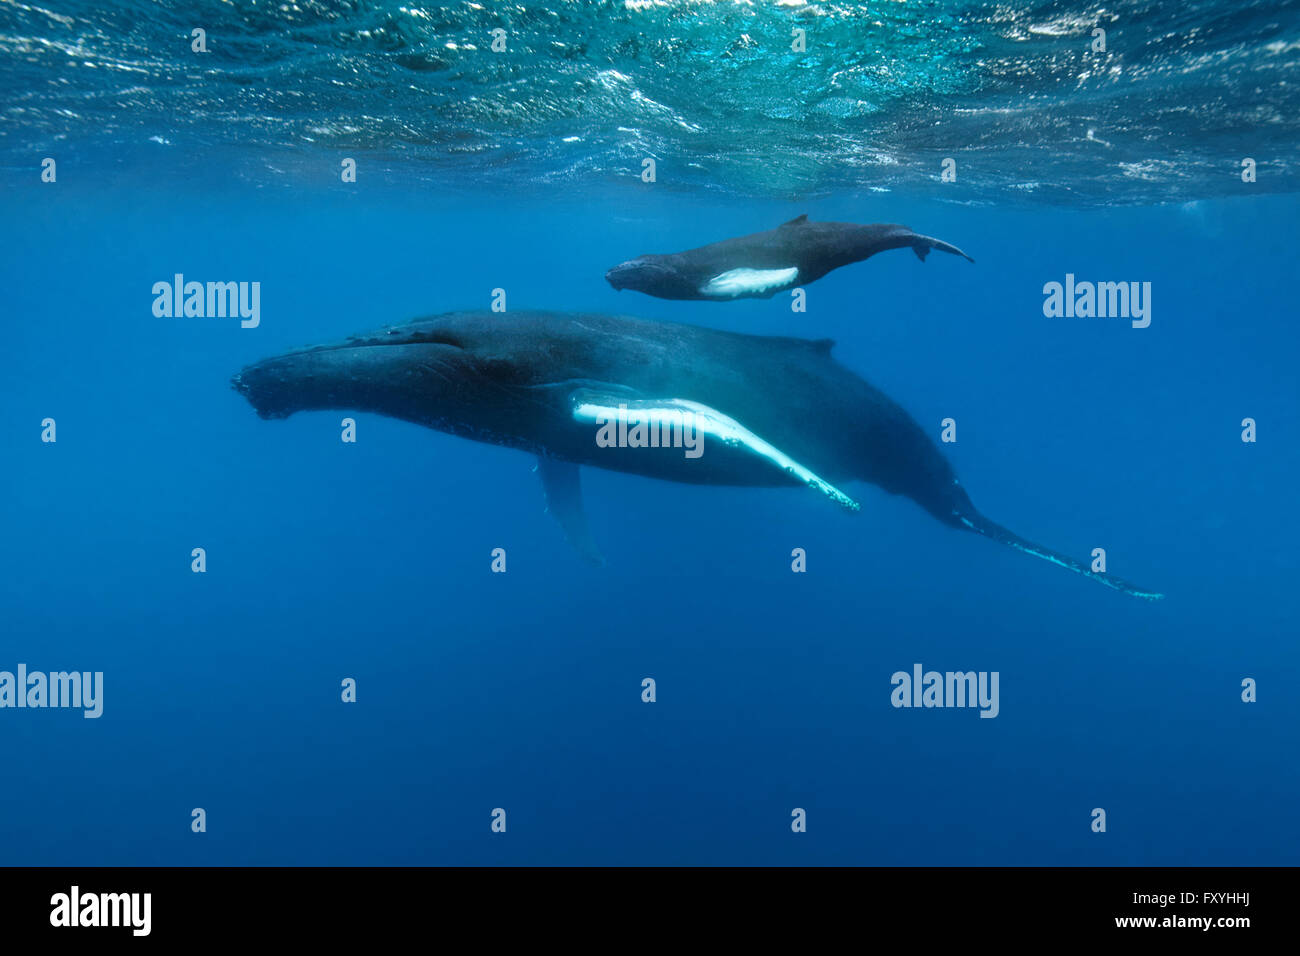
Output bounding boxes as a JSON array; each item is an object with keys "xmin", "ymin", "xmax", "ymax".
[
  {"xmin": 605, "ymin": 215, "xmax": 974, "ymax": 301},
  {"xmin": 231, "ymin": 310, "xmax": 1161, "ymax": 599}
]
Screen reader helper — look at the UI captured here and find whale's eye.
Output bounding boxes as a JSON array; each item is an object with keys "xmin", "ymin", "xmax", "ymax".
[{"xmin": 380, "ymin": 328, "xmax": 467, "ymax": 349}]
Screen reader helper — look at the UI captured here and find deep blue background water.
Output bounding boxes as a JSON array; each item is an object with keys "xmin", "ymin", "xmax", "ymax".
[{"xmin": 1, "ymin": 181, "xmax": 1296, "ymax": 865}]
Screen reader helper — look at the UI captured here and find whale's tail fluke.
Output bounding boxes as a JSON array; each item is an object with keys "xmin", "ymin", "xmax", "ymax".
[
  {"xmin": 957, "ymin": 511, "xmax": 1163, "ymax": 600},
  {"xmin": 911, "ymin": 233, "xmax": 975, "ymax": 264}
]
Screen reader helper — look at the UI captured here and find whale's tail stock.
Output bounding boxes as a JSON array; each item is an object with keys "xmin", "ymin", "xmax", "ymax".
[{"xmin": 957, "ymin": 510, "xmax": 1164, "ymax": 601}]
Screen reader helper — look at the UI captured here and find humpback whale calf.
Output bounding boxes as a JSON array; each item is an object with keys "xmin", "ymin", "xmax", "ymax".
[
  {"xmin": 232, "ymin": 310, "xmax": 1160, "ymax": 599},
  {"xmin": 605, "ymin": 215, "xmax": 974, "ymax": 301}
]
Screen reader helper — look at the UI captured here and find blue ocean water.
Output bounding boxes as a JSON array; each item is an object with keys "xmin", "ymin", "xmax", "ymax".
[{"xmin": 2, "ymin": 2, "xmax": 1298, "ymax": 866}]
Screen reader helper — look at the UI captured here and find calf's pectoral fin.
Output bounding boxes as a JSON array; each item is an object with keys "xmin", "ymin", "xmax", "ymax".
[
  {"xmin": 570, "ymin": 388, "xmax": 860, "ymax": 512},
  {"xmin": 536, "ymin": 455, "xmax": 605, "ymax": 567},
  {"xmin": 700, "ymin": 266, "xmax": 800, "ymax": 299}
]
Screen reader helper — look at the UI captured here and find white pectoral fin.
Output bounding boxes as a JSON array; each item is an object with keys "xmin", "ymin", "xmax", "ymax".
[
  {"xmin": 570, "ymin": 389, "xmax": 859, "ymax": 512},
  {"xmin": 700, "ymin": 266, "xmax": 799, "ymax": 298}
]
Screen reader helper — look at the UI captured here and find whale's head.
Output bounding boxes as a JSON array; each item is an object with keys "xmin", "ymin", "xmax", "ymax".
[
  {"xmin": 231, "ymin": 312, "xmax": 549, "ymax": 434},
  {"xmin": 605, "ymin": 255, "xmax": 692, "ymax": 299},
  {"xmin": 231, "ymin": 311, "xmax": 628, "ymax": 454}
]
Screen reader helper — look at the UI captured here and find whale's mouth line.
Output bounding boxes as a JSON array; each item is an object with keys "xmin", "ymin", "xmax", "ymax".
[
  {"xmin": 230, "ymin": 334, "xmax": 467, "ymax": 399},
  {"xmin": 236, "ymin": 335, "xmax": 468, "ymax": 370},
  {"xmin": 298, "ymin": 333, "xmax": 467, "ymax": 355}
]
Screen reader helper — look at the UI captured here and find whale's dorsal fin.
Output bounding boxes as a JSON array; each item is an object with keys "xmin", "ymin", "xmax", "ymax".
[
  {"xmin": 536, "ymin": 456, "xmax": 605, "ymax": 566},
  {"xmin": 780, "ymin": 214, "xmax": 809, "ymax": 227},
  {"xmin": 569, "ymin": 389, "xmax": 859, "ymax": 512}
]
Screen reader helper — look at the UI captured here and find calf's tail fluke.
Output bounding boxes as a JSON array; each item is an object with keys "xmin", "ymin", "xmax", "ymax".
[
  {"xmin": 912, "ymin": 233, "xmax": 976, "ymax": 264},
  {"xmin": 958, "ymin": 512, "xmax": 1164, "ymax": 601}
]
